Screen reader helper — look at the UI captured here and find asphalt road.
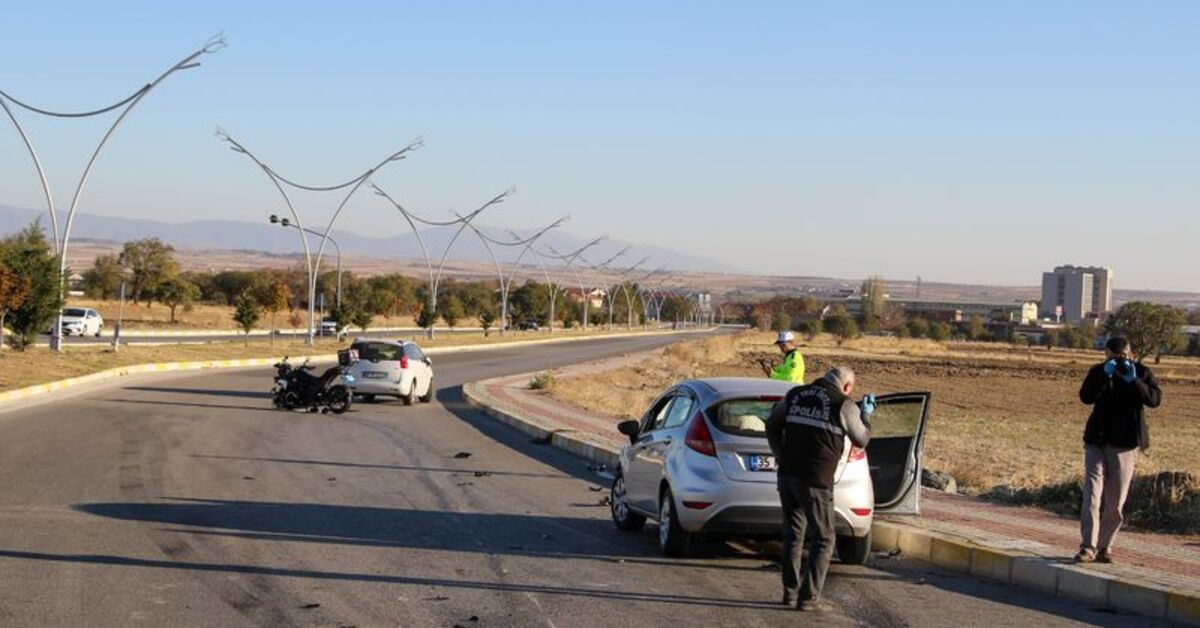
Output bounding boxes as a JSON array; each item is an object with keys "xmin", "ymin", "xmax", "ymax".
[{"xmin": 0, "ymin": 334, "xmax": 1160, "ymax": 627}]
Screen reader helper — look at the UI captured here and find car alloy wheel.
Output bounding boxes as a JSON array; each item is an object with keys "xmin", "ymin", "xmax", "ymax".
[
  {"xmin": 611, "ymin": 473, "xmax": 645, "ymax": 531},
  {"xmin": 658, "ymin": 487, "xmax": 691, "ymax": 557}
]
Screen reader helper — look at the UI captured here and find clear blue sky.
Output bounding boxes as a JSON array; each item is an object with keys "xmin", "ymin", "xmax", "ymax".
[{"xmin": 2, "ymin": 1, "xmax": 1198, "ymax": 291}]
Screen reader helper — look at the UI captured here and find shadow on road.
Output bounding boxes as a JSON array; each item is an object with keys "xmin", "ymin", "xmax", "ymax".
[
  {"xmin": 103, "ymin": 398, "xmax": 276, "ymax": 413},
  {"xmin": 122, "ymin": 386, "xmax": 269, "ymax": 399},
  {"xmin": 0, "ymin": 548, "xmax": 786, "ymax": 612},
  {"xmin": 72, "ymin": 496, "xmax": 776, "ymax": 572},
  {"xmin": 189, "ymin": 454, "xmax": 570, "ymax": 480}
]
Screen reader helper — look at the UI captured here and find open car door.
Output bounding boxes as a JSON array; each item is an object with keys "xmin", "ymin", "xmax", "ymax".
[{"xmin": 868, "ymin": 392, "xmax": 931, "ymax": 515}]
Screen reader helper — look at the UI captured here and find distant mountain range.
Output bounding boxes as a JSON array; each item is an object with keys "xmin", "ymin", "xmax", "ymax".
[{"xmin": 0, "ymin": 204, "xmax": 740, "ymax": 273}]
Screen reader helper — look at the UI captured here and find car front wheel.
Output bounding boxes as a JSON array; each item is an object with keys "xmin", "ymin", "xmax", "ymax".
[
  {"xmin": 837, "ymin": 531, "xmax": 872, "ymax": 565},
  {"xmin": 658, "ymin": 486, "xmax": 692, "ymax": 557},
  {"xmin": 418, "ymin": 378, "xmax": 434, "ymax": 403},
  {"xmin": 610, "ymin": 472, "xmax": 646, "ymax": 531}
]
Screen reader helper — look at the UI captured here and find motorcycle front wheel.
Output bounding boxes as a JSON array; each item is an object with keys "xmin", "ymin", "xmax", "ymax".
[{"xmin": 326, "ymin": 386, "xmax": 352, "ymax": 415}]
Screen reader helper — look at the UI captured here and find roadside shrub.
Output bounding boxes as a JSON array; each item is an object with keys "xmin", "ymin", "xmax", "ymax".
[
  {"xmin": 529, "ymin": 372, "xmax": 555, "ymax": 390},
  {"xmin": 986, "ymin": 471, "xmax": 1200, "ymax": 535}
]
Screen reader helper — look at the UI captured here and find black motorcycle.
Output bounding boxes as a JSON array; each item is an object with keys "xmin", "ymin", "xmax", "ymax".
[{"xmin": 271, "ymin": 355, "xmax": 353, "ymax": 414}]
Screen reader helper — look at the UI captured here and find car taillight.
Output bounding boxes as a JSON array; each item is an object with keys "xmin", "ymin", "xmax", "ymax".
[
  {"xmin": 400, "ymin": 356, "xmax": 409, "ymax": 369},
  {"xmin": 848, "ymin": 446, "xmax": 867, "ymax": 462},
  {"xmin": 851, "ymin": 507, "xmax": 872, "ymax": 517},
  {"xmin": 684, "ymin": 412, "xmax": 717, "ymax": 457}
]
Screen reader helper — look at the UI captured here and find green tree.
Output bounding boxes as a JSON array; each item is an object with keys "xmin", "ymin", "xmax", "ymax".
[
  {"xmin": 155, "ymin": 278, "xmax": 200, "ymax": 323},
  {"xmin": 0, "ymin": 224, "xmax": 63, "ymax": 351},
  {"xmin": 793, "ymin": 319, "xmax": 819, "ymax": 341},
  {"xmin": 257, "ymin": 280, "xmax": 291, "ymax": 345},
  {"xmin": 927, "ymin": 322, "xmax": 951, "ymax": 342},
  {"xmin": 967, "ymin": 315, "xmax": 987, "ymax": 341},
  {"xmin": 823, "ymin": 314, "xmax": 859, "ymax": 346},
  {"xmin": 416, "ymin": 300, "xmax": 438, "ymax": 329},
  {"xmin": 905, "ymin": 318, "xmax": 930, "ymax": 339},
  {"xmin": 118, "ymin": 238, "xmax": 178, "ymax": 305},
  {"xmin": 859, "ymin": 276, "xmax": 886, "ymax": 331},
  {"xmin": 437, "ymin": 294, "xmax": 465, "ymax": 328},
  {"xmin": 1044, "ymin": 328, "xmax": 1062, "ymax": 349},
  {"xmin": 0, "ymin": 267, "xmax": 31, "ymax": 350},
  {"xmin": 81, "ymin": 254, "xmax": 124, "ymax": 300},
  {"xmin": 1188, "ymin": 334, "xmax": 1200, "ymax": 357},
  {"xmin": 210, "ymin": 270, "xmax": 255, "ymax": 306},
  {"xmin": 770, "ymin": 311, "xmax": 791, "ymax": 332},
  {"xmin": 1105, "ymin": 301, "xmax": 1188, "ymax": 363},
  {"xmin": 351, "ymin": 307, "xmax": 373, "ymax": 333},
  {"xmin": 232, "ymin": 290, "xmax": 260, "ymax": 346},
  {"xmin": 479, "ymin": 304, "xmax": 497, "ymax": 336}
]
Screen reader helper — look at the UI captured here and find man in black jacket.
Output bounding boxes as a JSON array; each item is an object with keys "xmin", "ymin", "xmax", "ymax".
[
  {"xmin": 1075, "ymin": 336, "xmax": 1162, "ymax": 563},
  {"xmin": 766, "ymin": 366, "xmax": 873, "ymax": 612}
]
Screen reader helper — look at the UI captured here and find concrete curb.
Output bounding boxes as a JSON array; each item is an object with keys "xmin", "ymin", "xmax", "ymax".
[
  {"xmin": 462, "ymin": 371, "xmax": 1200, "ymax": 627},
  {"xmin": 463, "ymin": 382, "xmax": 622, "ymax": 471},
  {"xmin": 0, "ymin": 327, "xmax": 716, "ymax": 410},
  {"xmin": 870, "ymin": 520, "xmax": 1199, "ymax": 625}
]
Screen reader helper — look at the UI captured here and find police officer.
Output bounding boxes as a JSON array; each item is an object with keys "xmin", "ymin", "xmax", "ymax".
[
  {"xmin": 766, "ymin": 366, "xmax": 874, "ymax": 612},
  {"xmin": 769, "ymin": 330, "xmax": 806, "ymax": 383}
]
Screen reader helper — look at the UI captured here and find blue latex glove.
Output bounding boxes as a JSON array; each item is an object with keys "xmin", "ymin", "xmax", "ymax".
[
  {"xmin": 860, "ymin": 393, "xmax": 877, "ymax": 417},
  {"xmin": 1103, "ymin": 359, "xmax": 1118, "ymax": 378},
  {"xmin": 1119, "ymin": 361, "xmax": 1138, "ymax": 384}
]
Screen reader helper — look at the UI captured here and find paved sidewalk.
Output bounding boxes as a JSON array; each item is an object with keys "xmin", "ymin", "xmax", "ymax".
[{"xmin": 464, "ymin": 354, "xmax": 1200, "ymax": 624}]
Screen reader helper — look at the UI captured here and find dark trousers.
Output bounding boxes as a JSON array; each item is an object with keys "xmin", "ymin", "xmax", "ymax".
[{"xmin": 779, "ymin": 476, "xmax": 835, "ymax": 603}]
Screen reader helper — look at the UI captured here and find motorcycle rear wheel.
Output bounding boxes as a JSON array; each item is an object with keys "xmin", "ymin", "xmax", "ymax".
[{"xmin": 327, "ymin": 386, "xmax": 352, "ymax": 415}]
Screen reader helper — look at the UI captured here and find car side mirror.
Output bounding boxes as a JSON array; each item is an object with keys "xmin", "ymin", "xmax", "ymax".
[
  {"xmin": 617, "ymin": 420, "xmax": 640, "ymax": 444},
  {"xmin": 424, "ymin": 357, "xmax": 432, "ymax": 366}
]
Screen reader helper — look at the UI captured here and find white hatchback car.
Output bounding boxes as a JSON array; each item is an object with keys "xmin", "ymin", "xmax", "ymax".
[
  {"xmin": 610, "ymin": 377, "xmax": 930, "ymax": 563},
  {"xmin": 345, "ymin": 339, "xmax": 435, "ymax": 405},
  {"xmin": 56, "ymin": 307, "xmax": 104, "ymax": 337}
]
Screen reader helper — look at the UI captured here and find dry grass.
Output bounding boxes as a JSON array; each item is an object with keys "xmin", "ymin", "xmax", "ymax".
[
  {"xmin": 549, "ymin": 332, "xmax": 1200, "ymax": 519},
  {"xmin": 68, "ymin": 298, "xmax": 419, "ymax": 331},
  {"xmin": 0, "ymin": 327, "xmax": 673, "ymax": 393}
]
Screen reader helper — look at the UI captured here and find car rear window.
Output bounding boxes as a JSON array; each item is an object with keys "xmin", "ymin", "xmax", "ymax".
[
  {"xmin": 352, "ymin": 342, "xmax": 401, "ymax": 361},
  {"xmin": 707, "ymin": 398, "xmax": 779, "ymax": 437},
  {"xmin": 63, "ymin": 308, "xmax": 87, "ymax": 317}
]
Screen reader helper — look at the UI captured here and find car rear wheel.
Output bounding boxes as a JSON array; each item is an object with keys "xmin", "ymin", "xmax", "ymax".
[
  {"xmin": 403, "ymin": 383, "xmax": 416, "ymax": 406},
  {"xmin": 658, "ymin": 487, "xmax": 691, "ymax": 557},
  {"xmin": 610, "ymin": 472, "xmax": 646, "ymax": 531},
  {"xmin": 419, "ymin": 379, "xmax": 434, "ymax": 403},
  {"xmin": 837, "ymin": 531, "xmax": 871, "ymax": 565}
]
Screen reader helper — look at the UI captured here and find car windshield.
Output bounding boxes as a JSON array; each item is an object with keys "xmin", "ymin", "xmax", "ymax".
[
  {"xmin": 352, "ymin": 342, "xmax": 402, "ymax": 361},
  {"xmin": 708, "ymin": 398, "xmax": 779, "ymax": 437},
  {"xmin": 62, "ymin": 308, "xmax": 87, "ymax": 317}
]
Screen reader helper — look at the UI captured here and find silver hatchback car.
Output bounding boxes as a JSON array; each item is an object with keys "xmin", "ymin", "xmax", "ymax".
[{"xmin": 609, "ymin": 377, "xmax": 930, "ymax": 563}]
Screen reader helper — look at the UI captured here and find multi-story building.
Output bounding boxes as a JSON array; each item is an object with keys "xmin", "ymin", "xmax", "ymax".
[{"xmin": 1040, "ymin": 265, "xmax": 1114, "ymax": 323}]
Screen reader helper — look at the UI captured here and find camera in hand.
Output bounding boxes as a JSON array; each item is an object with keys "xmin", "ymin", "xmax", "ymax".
[{"xmin": 1115, "ymin": 359, "xmax": 1133, "ymax": 375}]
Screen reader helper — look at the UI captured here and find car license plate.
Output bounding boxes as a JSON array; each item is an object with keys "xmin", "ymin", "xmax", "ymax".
[
  {"xmin": 746, "ymin": 454, "xmax": 777, "ymax": 472},
  {"xmin": 363, "ymin": 371, "xmax": 388, "ymax": 379}
]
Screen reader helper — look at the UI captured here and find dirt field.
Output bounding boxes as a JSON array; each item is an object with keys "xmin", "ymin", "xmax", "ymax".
[{"xmin": 548, "ymin": 332, "xmax": 1200, "ymax": 498}]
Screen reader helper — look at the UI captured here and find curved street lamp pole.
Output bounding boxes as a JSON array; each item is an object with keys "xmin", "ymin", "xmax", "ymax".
[
  {"xmin": 539, "ymin": 237, "xmax": 604, "ymax": 331},
  {"xmin": 373, "ymin": 184, "xmax": 512, "ymax": 338},
  {"xmin": 269, "ymin": 215, "xmax": 343, "ymax": 309},
  {"xmin": 578, "ymin": 246, "xmax": 630, "ymax": 330},
  {"xmin": 217, "ymin": 130, "xmax": 421, "ymax": 345},
  {"xmin": 1, "ymin": 34, "xmax": 226, "ymax": 351},
  {"xmin": 605, "ymin": 256, "xmax": 649, "ymax": 329}
]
